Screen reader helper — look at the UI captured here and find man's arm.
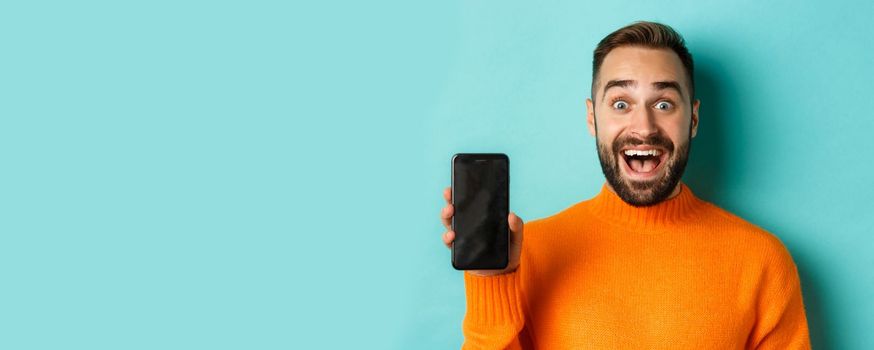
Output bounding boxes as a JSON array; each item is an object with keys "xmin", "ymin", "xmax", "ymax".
[
  {"xmin": 461, "ymin": 268, "xmax": 530, "ymax": 350},
  {"xmin": 440, "ymin": 186, "xmax": 531, "ymax": 349},
  {"xmin": 746, "ymin": 238, "xmax": 811, "ymax": 350}
]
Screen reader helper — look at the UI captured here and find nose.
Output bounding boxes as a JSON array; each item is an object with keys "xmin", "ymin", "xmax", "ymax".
[{"xmin": 627, "ymin": 106, "xmax": 658, "ymax": 139}]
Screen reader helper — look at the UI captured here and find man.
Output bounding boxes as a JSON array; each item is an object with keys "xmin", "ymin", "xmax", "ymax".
[{"xmin": 438, "ymin": 21, "xmax": 811, "ymax": 349}]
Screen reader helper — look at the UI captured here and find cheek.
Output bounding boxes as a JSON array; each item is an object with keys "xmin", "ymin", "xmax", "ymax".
[
  {"xmin": 596, "ymin": 113, "xmax": 689, "ymax": 143},
  {"xmin": 668, "ymin": 110, "xmax": 694, "ymax": 135},
  {"xmin": 594, "ymin": 119, "xmax": 623, "ymax": 140},
  {"xmin": 596, "ymin": 131, "xmax": 621, "ymax": 151},
  {"xmin": 656, "ymin": 118, "xmax": 690, "ymax": 139}
]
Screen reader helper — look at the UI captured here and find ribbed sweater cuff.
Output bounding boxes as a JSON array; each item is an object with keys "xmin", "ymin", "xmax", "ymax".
[{"xmin": 463, "ymin": 271, "xmax": 525, "ymax": 326}]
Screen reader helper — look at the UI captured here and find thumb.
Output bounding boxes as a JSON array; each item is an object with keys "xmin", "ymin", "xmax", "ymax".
[{"xmin": 508, "ymin": 212, "xmax": 524, "ymax": 242}]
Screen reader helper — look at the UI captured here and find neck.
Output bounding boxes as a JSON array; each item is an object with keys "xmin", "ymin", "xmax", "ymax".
[
  {"xmin": 587, "ymin": 180, "xmax": 704, "ymax": 231},
  {"xmin": 603, "ymin": 181, "xmax": 683, "ymax": 201}
]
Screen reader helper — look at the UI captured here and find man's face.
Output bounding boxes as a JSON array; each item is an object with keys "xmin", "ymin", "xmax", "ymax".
[{"xmin": 586, "ymin": 46, "xmax": 700, "ymax": 206}]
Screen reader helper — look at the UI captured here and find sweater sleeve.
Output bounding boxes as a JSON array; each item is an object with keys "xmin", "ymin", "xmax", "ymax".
[
  {"xmin": 747, "ymin": 240, "xmax": 812, "ymax": 350},
  {"xmin": 460, "ymin": 270, "xmax": 528, "ymax": 350}
]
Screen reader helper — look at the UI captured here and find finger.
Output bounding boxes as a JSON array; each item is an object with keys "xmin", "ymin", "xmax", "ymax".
[
  {"xmin": 443, "ymin": 186, "xmax": 452, "ymax": 204},
  {"xmin": 443, "ymin": 231, "xmax": 455, "ymax": 248},
  {"xmin": 508, "ymin": 212, "xmax": 524, "ymax": 237},
  {"xmin": 441, "ymin": 204, "xmax": 454, "ymax": 229}
]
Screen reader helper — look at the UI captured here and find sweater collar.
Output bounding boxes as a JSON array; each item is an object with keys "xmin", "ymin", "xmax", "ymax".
[{"xmin": 586, "ymin": 181, "xmax": 705, "ymax": 231}]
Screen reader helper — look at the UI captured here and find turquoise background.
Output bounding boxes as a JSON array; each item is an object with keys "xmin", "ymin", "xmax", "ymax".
[{"xmin": 1, "ymin": 1, "xmax": 872, "ymax": 349}]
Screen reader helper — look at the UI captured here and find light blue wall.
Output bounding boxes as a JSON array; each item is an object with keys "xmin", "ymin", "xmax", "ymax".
[{"xmin": 1, "ymin": 1, "xmax": 871, "ymax": 349}]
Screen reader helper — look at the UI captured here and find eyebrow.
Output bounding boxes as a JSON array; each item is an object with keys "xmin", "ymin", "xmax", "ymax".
[{"xmin": 601, "ymin": 79, "xmax": 686, "ymax": 102}]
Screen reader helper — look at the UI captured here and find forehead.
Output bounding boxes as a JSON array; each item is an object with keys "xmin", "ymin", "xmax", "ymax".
[{"xmin": 598, "ymin": 46, "xmax": 689, "ymax": 95}]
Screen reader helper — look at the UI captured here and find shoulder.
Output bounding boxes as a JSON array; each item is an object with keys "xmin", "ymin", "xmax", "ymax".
[
  {"xmin": 517, "ymin": 199, "xmax": 594, "ymax": 255},
  {"xmin": 700, "ymin": 200, "xmax": 798, "ymax": 270},
  {"xmin": 700, "ymin": 204, "xmax": 806, "ymax": 309},
  {"xmin": 515, "ymin": 201, "xmax": 591, "ymax": 275},
  {"xmin": 520, "ymin": 199, "xmax": 587, "ymax": 236}
]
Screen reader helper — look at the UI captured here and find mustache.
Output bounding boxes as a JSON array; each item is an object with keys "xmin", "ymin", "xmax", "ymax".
[{"xmin": 611, "ymin": 134, "xmax": 675, "ymax": 154}]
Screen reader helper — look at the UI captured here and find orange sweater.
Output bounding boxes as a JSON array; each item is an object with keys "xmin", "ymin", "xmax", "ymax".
[{"xmin": 461, "ymin": 182, "xmax": 810, "ymax": 349}]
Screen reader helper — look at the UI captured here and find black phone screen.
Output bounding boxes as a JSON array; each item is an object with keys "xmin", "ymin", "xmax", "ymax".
[{"xmin": 451, "ymin": 153, "xmax": 509, "ymax": 270}]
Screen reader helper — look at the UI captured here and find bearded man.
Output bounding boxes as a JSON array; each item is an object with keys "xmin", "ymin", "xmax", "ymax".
[{"xmin": 438, "ymin": 21, "xmax": 811, "ymax": 349}]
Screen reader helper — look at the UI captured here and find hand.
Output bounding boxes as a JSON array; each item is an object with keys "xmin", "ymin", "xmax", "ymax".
[{"xmin": 440, "ymin": 186, "xmax": 524, "ymax": 276}]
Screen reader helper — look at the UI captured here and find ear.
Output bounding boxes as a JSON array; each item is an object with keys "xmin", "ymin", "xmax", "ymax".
[
  {"xmin": 586, "ymin": 98, "xmax": 597, "ymax": 137},
  {"xmin": 690, "ymin": 99, "xmax": 700, "ymax": 138}
]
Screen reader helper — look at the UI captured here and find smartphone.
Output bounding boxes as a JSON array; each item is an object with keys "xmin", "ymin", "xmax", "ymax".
[{"xmin": 451, "ymin": 153, "xmax": 509, "ymax": 270}]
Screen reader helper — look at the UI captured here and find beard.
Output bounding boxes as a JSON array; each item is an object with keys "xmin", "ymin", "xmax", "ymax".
[{"xmin": 596, "ymin": 128, "xmax": 691, "ymax": 207}]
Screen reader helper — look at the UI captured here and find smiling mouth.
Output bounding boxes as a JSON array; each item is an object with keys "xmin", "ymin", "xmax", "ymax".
[{"xmin": 619, "ymin": 148, "xmax": 668, "ymax": 177}]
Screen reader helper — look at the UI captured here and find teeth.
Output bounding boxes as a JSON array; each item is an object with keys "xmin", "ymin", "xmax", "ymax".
[{"xmin": 623, "ymin": 149, "xmax": 662, "ymax": 157}]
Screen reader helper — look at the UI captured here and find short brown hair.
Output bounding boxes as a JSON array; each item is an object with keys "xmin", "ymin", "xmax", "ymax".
[{"xmin": 591, "ymin": 21, "xmax": 695, "ymax": 103}]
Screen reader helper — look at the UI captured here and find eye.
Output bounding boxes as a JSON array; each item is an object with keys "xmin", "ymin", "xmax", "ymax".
[
  {"xmin": 612, "ymin": 100, "xmax": 629, "ymax": 110},
  {"xmin": 655, "ymin": 101, "xmax": 673, "ymax": 110}
]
